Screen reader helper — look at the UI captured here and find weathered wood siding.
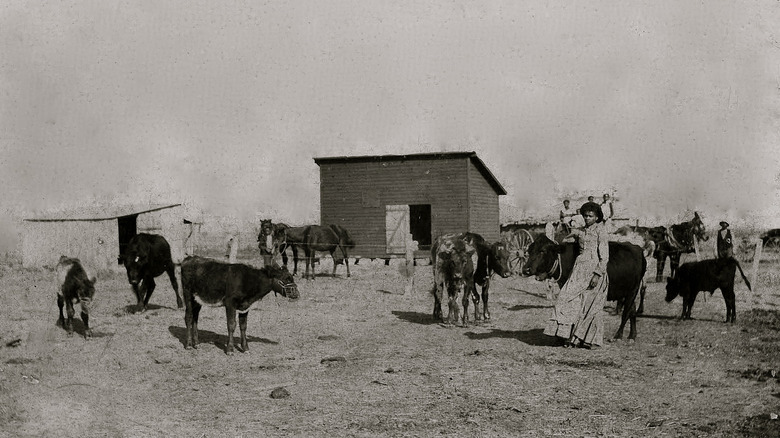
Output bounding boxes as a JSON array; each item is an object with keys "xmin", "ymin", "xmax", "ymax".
[
  {"xmin": 319, "ymin": 158, "xmax": 471, "ymax": 258},
  {"xmin": 467, "ymin": 160, "xmax": 501, "ymax": 242}
]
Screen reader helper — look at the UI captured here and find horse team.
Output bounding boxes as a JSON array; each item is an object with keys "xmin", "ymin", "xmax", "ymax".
[{"xmin": 55, "ymin": 212, "xmax": 748, "ymax": 353}]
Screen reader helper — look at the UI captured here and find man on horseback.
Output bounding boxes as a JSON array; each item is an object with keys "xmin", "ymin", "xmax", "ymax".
[{"xmin": 717, "ymin": 221, "xmax": 734, "ymax": 259}]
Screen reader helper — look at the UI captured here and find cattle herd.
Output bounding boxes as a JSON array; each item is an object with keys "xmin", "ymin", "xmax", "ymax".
[{"xmin": 53, "ymin": 213, "xmax": 753, "ymax": 354}]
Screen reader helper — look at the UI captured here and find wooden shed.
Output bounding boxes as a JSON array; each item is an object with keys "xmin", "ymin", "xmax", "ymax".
[
  {"xmin": 314, "ymin": 151, "xmax": 507, "ymax": 259},
  {"xmin": 22, "ymin": 203, "xmax": 201, "ymax": 272}
]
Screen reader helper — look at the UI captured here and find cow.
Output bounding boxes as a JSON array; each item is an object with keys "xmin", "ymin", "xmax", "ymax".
[
  {"xmin": 123, "ymin": 233, "xmax": 183, "ymax": 312},
  {"xmin": 431, "ymin": 234, "xmax": 476, "ymax": 326},
  {"xmin": 181, "ymin": 256, "xmax": 299, "ymax": 354},
  {"xmin": 460, "ymin": 232, "xmax": 512, "ymax": 323},
  {"xmin": 664, "ymin": 257, "xmax": 751, "ymax": 323},
  {"xmin": 521, "ymin": 235, "xmax": 646, "ymax": 340},
  {"xmin": 56, "ymin": 256, "xmax": 97, "ymax": 339}
]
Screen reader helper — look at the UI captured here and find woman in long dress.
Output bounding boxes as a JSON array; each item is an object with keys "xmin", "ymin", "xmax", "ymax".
[{"xmin": 543, "ymin": 201, "xmax": 609, "ymax": 348}]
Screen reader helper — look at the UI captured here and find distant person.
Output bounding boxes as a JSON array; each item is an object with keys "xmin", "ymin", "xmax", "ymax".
[
  {"xmin": 717, "ymin": 221, "xmax": 733, "ymax": 258},
  {"xmin": 587, "ymin": 196, "xmax": 595, "ymax": 203},
  {"xmin": 601, "ymin": 194, "xmax": 615, "ymax": 232},
  {"xmin": 559, "ymin": 200, "xmax": 575, "ymax": 233}
]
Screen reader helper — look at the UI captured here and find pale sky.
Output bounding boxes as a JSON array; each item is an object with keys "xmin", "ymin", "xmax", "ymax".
[{"xmin": 2, "ymin": 1, "xmax": 780, "ymax": 243}]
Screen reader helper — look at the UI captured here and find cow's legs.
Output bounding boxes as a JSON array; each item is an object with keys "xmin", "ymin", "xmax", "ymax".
[
  {"xmin": 64, "ymin": 298, "xmax": 76, "ymax": 336},
  {"xmin": 683, "ymin": 293, "xmax": 697, "ymax": 319},
  {"xmin": 80, "ymin": 300, "xmax": 92, "ymax": 339},
  {"xmin": 141, "ymin": 277, "xmax": 157, "ymax": 310},
  {"xmin": 184, "ymin": 299, "xmax": 197, "ymax": 349},
  {"xmin": 57, "ymin": 294, "xmax": 65, "ymax": 327},
  {"xmin": 637, "ymin": 281, "xmax": 646, "ymax": 315},
  {"xmin": 132, "ymin": 283, "xmax": 144, "ymax": 311},
  {"xmin": 303, "ymin": 248, "xmax": 313, "ymax": 280},
  {"xmin": 446, "ymin": 282, "xmax": 461, "ymax": 326},
  {"xmin": 723, "ymin": 288, "xmax": 736, "ymax": 323},
  {"xmin": 238, "ymin": 312, "xmax": 249, "ymax": 352},
  {"xmin": 462, "ymin": 286, "xmax": 472, "ymax": 326},
  {"xmin": 225, "ymin": 306, "xmax": 237, "ymax": 354},
  {"xmin": 167, "ymin": 265, "xmax": 183, "ymax": 308}
]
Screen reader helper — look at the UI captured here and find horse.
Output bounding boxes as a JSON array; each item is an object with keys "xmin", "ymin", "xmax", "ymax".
[
  {"xmin": 257, "ymin": 220, "xmax": 310, "ymax": 275},
  {"xmin": 614, "ymin": 212, "xmax": 707, "ymax": 282},
  {"xmin": 300, "ymin": 224, "xmax": 356, "ymax": 280}
]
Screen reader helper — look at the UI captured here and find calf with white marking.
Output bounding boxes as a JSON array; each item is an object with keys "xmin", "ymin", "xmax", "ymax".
[
  {"xmin": 181, "ymin": 256, "xmax": 299, "ymax": 354},
  {"xmin": 431, "ymin": 234, "xmax": 476, "ymax": 326},
  {"xmin": 665, "ymin": 257, "xmax": 751, "ymax": 323},
  {"xmin": 56, "ymin": 256, "xmax": 97, "ymax": 339}
]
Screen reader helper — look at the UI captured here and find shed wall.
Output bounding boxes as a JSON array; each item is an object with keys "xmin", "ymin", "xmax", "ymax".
[
  {"xmin": 319, "ymin": 158, "xmax": 472, "ymax": 258},
  {"xmin": 467, "ymin": 160, "xmax": 501, "ymax": 242}
]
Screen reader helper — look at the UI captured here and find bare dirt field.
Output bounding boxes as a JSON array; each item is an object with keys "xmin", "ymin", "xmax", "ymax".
[{"xmin": 1, "ymin": 249, "xmax": 778, "ymax": 437}]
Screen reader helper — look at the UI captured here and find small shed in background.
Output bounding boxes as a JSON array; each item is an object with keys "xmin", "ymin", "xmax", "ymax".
[
  {"xmin": 314, "ymin": 151, "xmax": 507, "ymax": 259},
  {"xmin": 22, "ymin": 203, "xmax": 202, "ymax": 272}
]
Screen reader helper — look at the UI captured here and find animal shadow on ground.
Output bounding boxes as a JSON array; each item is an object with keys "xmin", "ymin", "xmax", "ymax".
[
  {"xmin": 464, "ymin": 328, "xmax": 562, "ymax": 347},
  {"xmin": 391, "ymin": 310, "xmax": 441, "ymax": 326},
  {"xmin": 507, "ymin": 304, "xmax": 550, "ymax": 311},
  {"xmin": 54, "ymin": 318, "xmax": 112, "ymax": 339},
  {"xmin": 122, "ymin": 304, "xmax": 174, "ymax": 314},
  {"xmin": 506, "ymin": 286, "xmax": 547, "ymax": 299},
  {"xmin": 168, "ymin": 326, "xmax": 278, "ymax": 351}
]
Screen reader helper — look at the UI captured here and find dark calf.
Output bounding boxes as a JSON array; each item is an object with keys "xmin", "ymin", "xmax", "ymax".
[
  {"xmin": 181, "ymin": 256, "xmax": 299, "ymax": 354},
  {"xmin": 123, "ymin": 233, "xmax": 183, "ymax": 312},
  {"xmin": 461, "ymin": 232, "xmax": 512, "ymax": 324},
  {"xmin": 56, "ymin": 256, "xmax": 97, "ymax": 339},
  {"xmin": 665, "ymin": 257, "xmax": 751, "ymax": 323}
]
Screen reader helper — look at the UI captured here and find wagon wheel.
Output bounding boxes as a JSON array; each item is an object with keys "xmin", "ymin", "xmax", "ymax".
[
  {"xmin": 764, "ymin": 237, "xmax": 780, "ymax": 252},
  {"xmin": 506, "ymin": 229, "xmax": 534, "ymax": 275}
]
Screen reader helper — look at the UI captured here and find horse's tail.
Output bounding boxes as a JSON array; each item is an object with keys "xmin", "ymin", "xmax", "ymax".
[{"xmin": 734, "ymin": 258, "xmax": 752, "ymax": 291}]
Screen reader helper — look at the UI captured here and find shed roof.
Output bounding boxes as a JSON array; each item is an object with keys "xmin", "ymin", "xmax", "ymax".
[
  {"xmin": 313, "ymin": 151, "xmax": 507, "ymax": 195},
  {"xmin": 24, "ymin": 203, "xmax": 183, "ymax": 222}
]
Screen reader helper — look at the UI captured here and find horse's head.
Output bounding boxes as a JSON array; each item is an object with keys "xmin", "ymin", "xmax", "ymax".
[
  {"xmin": 258, "ymin": 219, "xmax": 275, "ymax": 252},
  {"xmin": 692, "ymin": 212, "xmax": 708, "ymax": 241}
]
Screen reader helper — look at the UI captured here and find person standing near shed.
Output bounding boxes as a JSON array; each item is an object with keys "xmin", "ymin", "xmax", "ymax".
[{"xmin": 717, "ymin": 221, "xmax": 733, "ymax": 258}]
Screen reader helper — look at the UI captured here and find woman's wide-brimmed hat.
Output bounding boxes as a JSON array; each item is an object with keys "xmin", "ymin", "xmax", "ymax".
[{"xmin": 719, "ymin": 221, "xmax": 729, "ymax": 227}]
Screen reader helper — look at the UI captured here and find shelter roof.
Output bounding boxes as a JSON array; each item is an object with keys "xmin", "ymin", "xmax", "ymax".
[
  {"xmin": 313, "ymin": 151, "xmax": 507, "ymax": 195},
  {"xmin": 24, "ymin": 203, "xmax": 183, "ymax": 222}
]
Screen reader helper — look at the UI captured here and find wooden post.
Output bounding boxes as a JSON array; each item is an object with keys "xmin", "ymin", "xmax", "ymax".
[
  {"xmin": 751, "ymin": 238, "xmax": 762, "ymax": 294},
  {"xmin": 693, "ymin": 237, "xmax": 700, "ymax": 261},
  {"xmin": 404, "ymin": 233, "xmax": 416, "ymax": 295},
  {"xmin": 227, "ymin": 235, "xmax": 239, "ymax": 264}
]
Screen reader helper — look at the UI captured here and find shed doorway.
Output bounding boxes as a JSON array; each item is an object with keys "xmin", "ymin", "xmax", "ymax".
[{"xmin": 385, "ymin": 204, "xmax": 431, "ymax": 254}]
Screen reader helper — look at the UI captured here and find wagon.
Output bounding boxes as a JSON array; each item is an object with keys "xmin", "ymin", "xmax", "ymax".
[{"xmin": 501, "ymin": 227, "xmax": 536, "ymax": 275}]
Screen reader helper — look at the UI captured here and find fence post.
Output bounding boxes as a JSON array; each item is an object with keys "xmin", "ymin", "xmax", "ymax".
[{"xmin": 751, "ymin": 238, "xmax": 762, "ymax": 295}]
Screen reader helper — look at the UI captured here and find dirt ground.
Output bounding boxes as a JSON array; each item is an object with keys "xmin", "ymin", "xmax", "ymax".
[{"xmin": 0, "ymin": 254, "xmax": 778, "ymax": 438}]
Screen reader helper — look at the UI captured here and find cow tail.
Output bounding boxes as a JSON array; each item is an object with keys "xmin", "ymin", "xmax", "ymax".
[{"xmin": 734, "ymin": 258, "xmax": 752, "ymax": 291}]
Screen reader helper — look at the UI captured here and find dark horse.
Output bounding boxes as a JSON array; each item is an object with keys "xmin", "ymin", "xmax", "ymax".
[
  {"xmin": 257, "ymin": 220, "xmax": 310, "ymax": 275},
  {"xmin": 300, "ymin": 224, "xmax": 356, "ymax": 280},
  {"xmin": 614, "ymin": 212, "xmax": 707, "ymax": 282}
]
